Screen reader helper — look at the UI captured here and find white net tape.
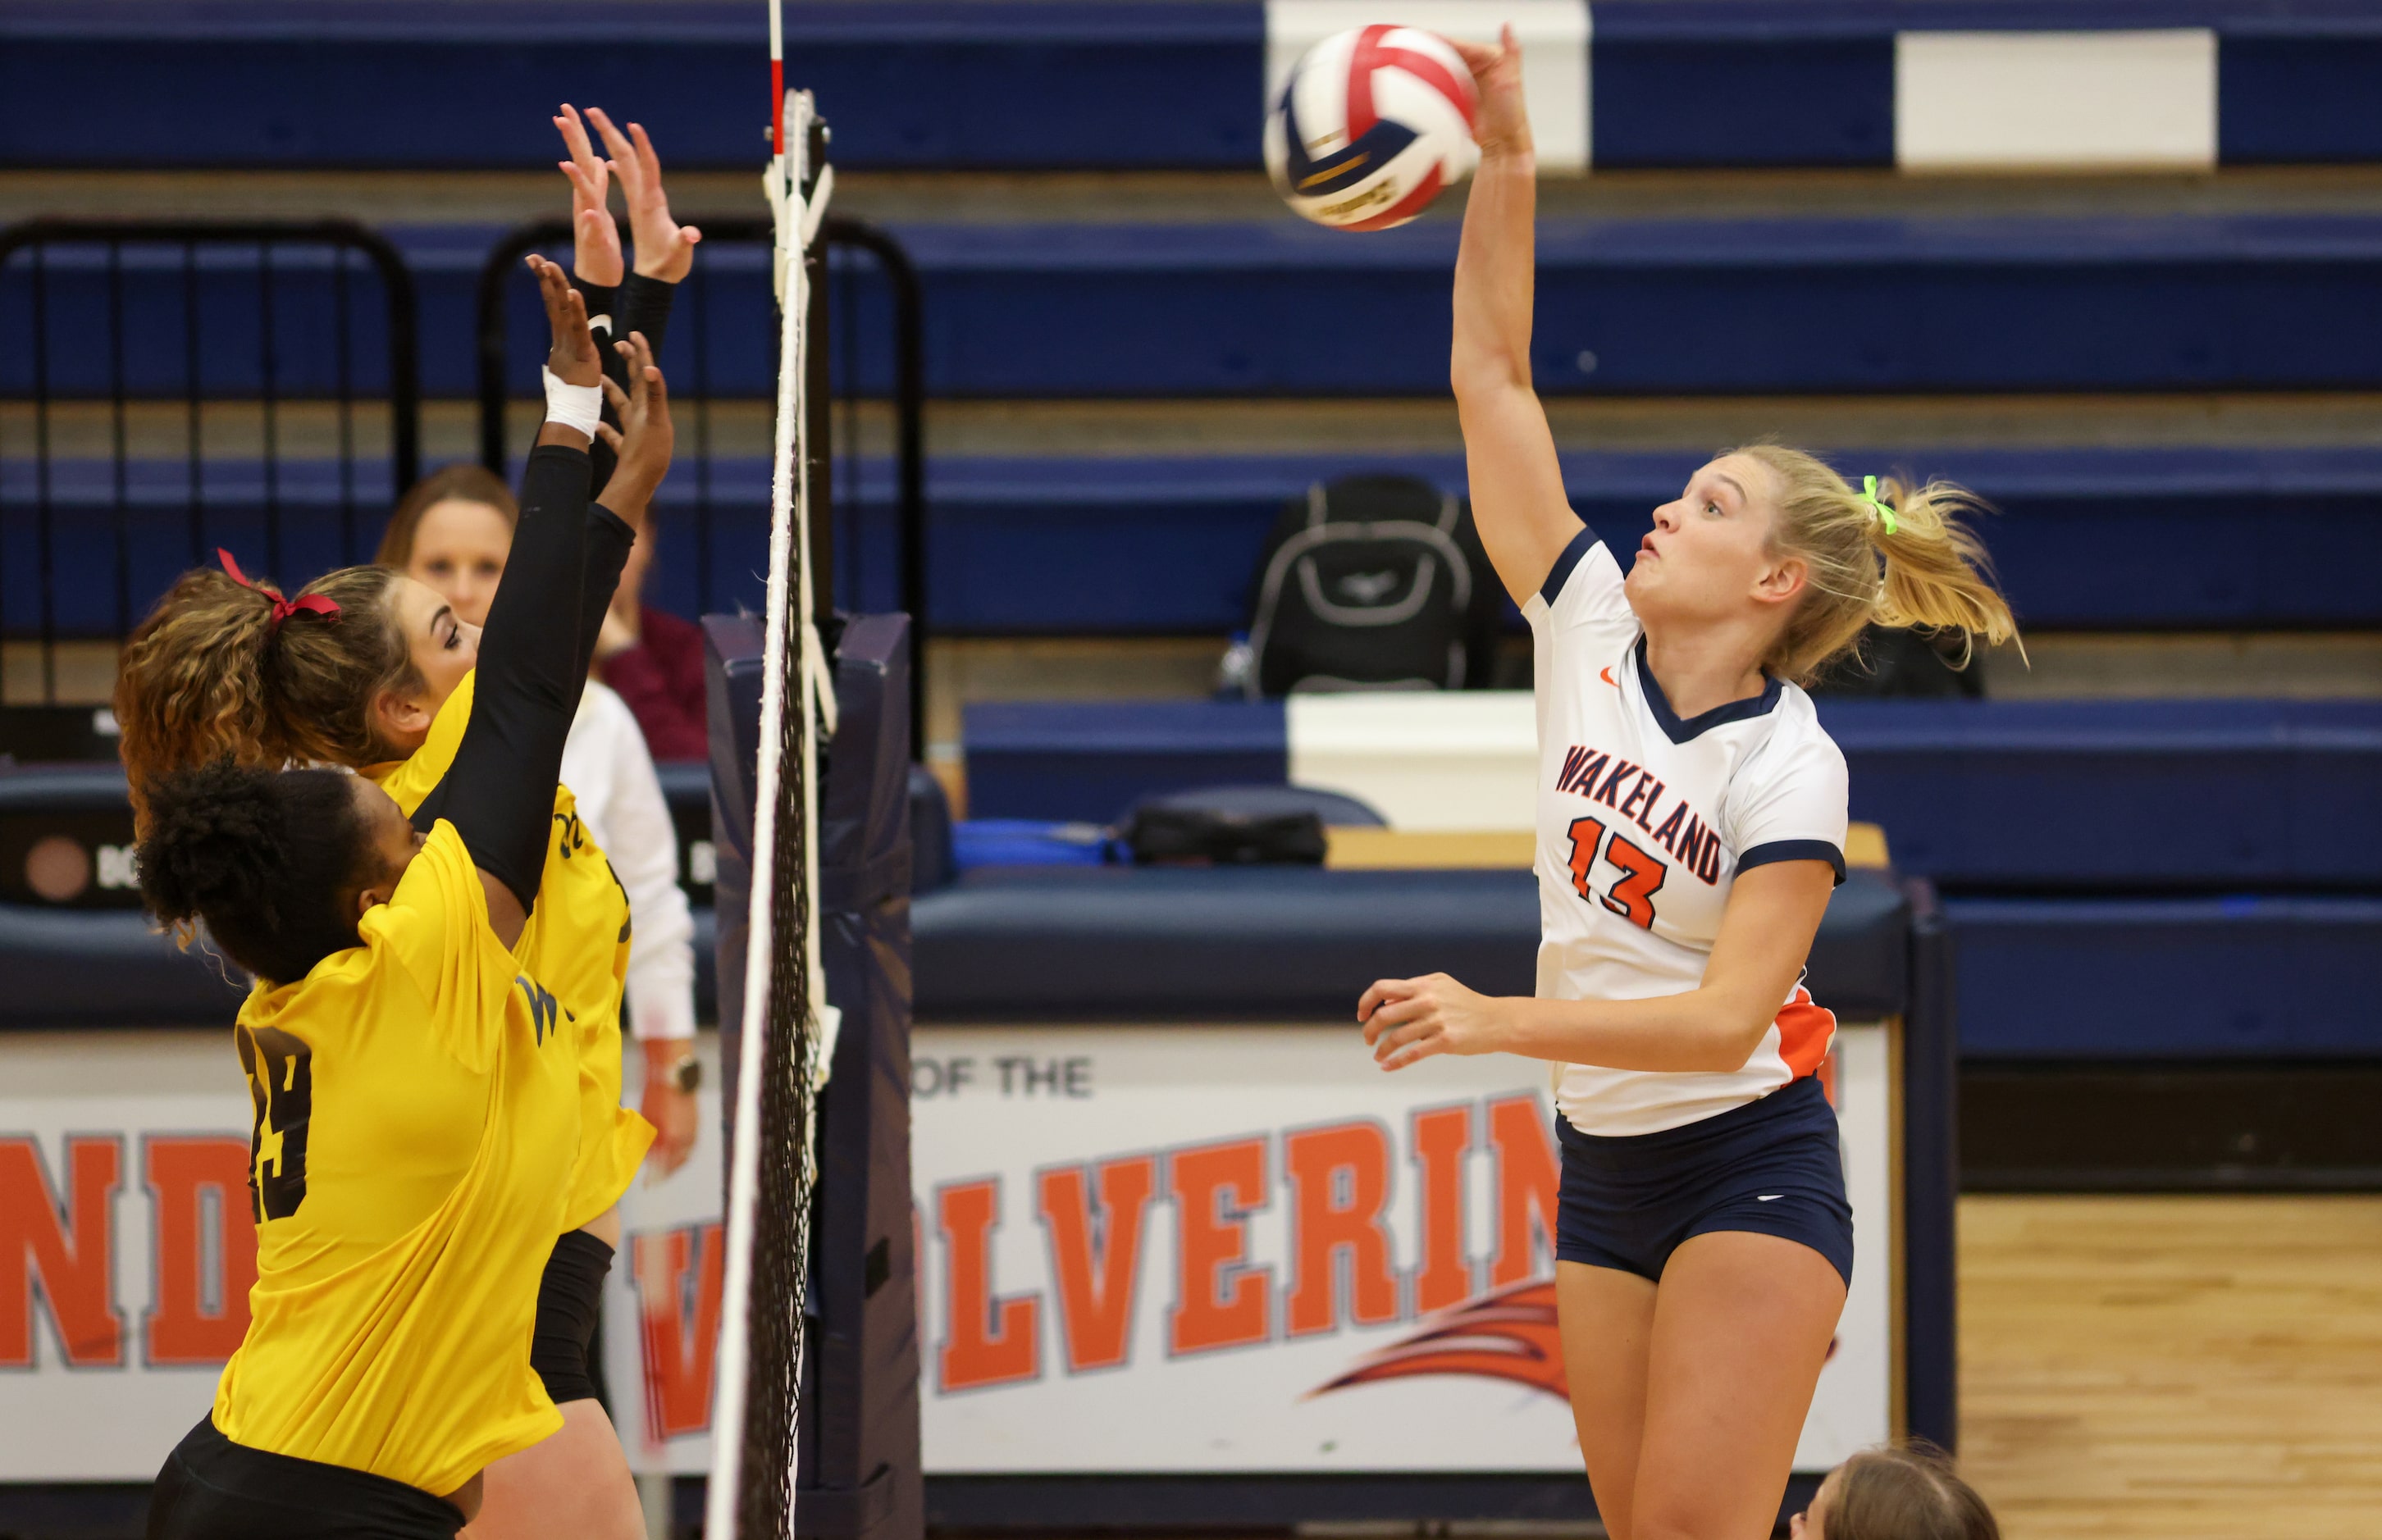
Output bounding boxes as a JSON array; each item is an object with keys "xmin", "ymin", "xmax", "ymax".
[{"xmin": 704, "ymin": 84, "xmax": 837, "ymax": 1540}]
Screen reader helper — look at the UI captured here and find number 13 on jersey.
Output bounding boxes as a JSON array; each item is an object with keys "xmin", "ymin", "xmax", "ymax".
[{"xmin": 1566, "ymin": 814, "xmax": 1667, "ymax": 929}]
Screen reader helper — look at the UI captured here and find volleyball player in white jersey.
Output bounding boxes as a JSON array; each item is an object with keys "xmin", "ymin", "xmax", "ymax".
[{"xmin": 1358, "ymin": 29, "xmax": 2018, "ymax": 1540}]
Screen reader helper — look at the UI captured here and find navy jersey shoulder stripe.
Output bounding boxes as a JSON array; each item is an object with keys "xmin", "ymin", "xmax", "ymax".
[
  {"xmin": 1538, "ymin": 525, "xmax": 1598, "ymax": 607},
  {"xmin": 1737, "ymin": 838, "xmax": 1846, "ymax": 887}
]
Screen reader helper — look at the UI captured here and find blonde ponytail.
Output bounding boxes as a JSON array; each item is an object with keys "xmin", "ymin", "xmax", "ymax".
[{"xmin": 1732, "ymin": 442, "xmax": 2020, "ymax": 685}]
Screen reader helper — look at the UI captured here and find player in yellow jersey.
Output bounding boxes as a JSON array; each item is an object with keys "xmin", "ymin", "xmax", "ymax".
[
  {"xmin": 131, "ymin": 257, "xmax": 670, "ymax": 1538},
  {"xmin": 115, "ymin": 116, "xmax": 702, "ymax": 1540}
]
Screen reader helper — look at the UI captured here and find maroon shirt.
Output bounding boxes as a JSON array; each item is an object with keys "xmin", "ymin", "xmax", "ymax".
[{"xmin": 599, "ymin": 605, "xmax": 710, "ymax": 763}]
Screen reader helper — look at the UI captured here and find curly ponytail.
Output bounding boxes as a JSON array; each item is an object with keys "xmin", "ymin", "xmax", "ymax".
[
  {"xmin": 136, "ymin": 760, "xmax": 373, "ymax": 986},
  {"xmin": 116, "ymin": 563, "xmax": 421, "ymax": 832},
  {"xmin": 1732, "ymin": 442, "xmax": 2020, "ymax": 685}
]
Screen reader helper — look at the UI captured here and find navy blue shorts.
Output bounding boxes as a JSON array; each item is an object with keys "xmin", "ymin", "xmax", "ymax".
[{"xmin": 1556, "ymin": 1075, "xmax": 1854, "ymax": 1287}]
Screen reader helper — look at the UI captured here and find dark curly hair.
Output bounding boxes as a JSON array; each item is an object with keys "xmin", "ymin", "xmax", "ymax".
[{"xmin": 136, "ymin": 761, "xmax": 376, "ymax": 986}]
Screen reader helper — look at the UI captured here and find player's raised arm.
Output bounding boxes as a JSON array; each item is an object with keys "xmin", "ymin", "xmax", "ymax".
[{"xmin": 1449, "ymin": 25, "xmax": 1585, "ymax": 608}]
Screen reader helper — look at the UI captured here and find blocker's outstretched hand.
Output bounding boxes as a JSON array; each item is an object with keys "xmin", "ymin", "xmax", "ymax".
[
  {"xmin": 586, "ymin": 107, "xmax": 702, "ymax": 282},
  {"xmin": 529, "ymin": 254, "xmax": 601, "ymax": 388},
  {"xmin": 1359, "ymin": 972, "xmax": 1508, "ymax": 1070},
  {"xmin": 1449, "ymin": 24, "xmax": 1531, "ymax": 158},
  {"xmin": 596, "ymin": 329, "xmax": 673, "ymax": 517},
  {"xmin": 554, "ymin": 103, "xmax": 623, "ymax": 288}
]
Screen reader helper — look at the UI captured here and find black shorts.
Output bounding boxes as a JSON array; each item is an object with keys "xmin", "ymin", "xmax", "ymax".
[
  {"xmin": 529, "ymin": 1229, "xmax": 615, "ymax": 1406},
  {"xmin": 147, "ymin": 1417, "xmax": 463, "ymax": 1540},
  {"xmin": 1556, "ymin": 1074, "xmax": 1855, "ymax": 1287}
]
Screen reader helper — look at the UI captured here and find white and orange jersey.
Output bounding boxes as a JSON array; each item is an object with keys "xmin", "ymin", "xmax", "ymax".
[{"xmin": 1524, "ymin": 527, "xmax": 1850, "ymax": 1137}]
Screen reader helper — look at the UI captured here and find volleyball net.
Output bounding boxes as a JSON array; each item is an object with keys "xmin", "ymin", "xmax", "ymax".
[{"xmin": 705, "ymin": 75, "xmax": 841, "ymax": 1540}]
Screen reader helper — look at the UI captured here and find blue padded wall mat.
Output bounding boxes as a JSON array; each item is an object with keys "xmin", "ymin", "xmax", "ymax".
[{"xmin": 1946, "ymin": 895, "xmax": 2382, "ymax": 1056}]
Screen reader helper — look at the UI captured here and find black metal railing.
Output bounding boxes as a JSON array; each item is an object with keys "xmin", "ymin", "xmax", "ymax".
[
  {"xmin": 0, "ymin": 219, "xmax": 421, "ymax": 710},
  {"xmin": 472, "ymin": 215, "xmax": 925, "ymax": 755}
]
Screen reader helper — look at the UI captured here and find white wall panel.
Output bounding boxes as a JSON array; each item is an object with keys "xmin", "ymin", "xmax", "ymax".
[
  {"xmin": 1896, "ymin": 30, "xmax": 2217, "ymax": 171},
  {"xmin": 1287, "ymin": 690, "xmax": 1539, "ymax": 832}
]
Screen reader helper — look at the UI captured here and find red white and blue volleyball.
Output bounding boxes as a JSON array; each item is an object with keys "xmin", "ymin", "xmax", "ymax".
[{"xmin": 1266, "ymin": 25, "xmax": 1481, "ymax": 231}]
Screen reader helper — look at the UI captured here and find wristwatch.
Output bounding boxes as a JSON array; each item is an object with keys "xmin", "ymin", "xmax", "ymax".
[{"xmin": 664, "ymin": 1053, "xmax": 702, "ymax": 1094}]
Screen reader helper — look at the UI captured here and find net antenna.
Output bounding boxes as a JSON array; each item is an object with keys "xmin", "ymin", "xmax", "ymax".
[{"xmin": 706, "ymin": 38, "xmax": 841, "ymax": 1540}]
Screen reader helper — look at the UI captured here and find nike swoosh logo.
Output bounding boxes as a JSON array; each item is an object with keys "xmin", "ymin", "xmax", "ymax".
[
  {"xmin": 1755, "ymin": 1195, "xmax": 1784, "ymax": 1201},
  {"xmin": 1599, "ymin": 666, "xmax": 1618, "ymax": 686}
]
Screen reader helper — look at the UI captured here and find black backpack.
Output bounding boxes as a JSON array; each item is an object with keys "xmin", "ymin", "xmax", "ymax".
[
  {"xmin": 1808, "ymin": 625, "xmax": 1987, "ymax": 699},
  {"xmin": 1241, "ymin": 473, "xmax": 1499, "ymax": 698},
  {"xmin": 1117, "ymin": 784, "xmax": 1385, "ymax": 867}
]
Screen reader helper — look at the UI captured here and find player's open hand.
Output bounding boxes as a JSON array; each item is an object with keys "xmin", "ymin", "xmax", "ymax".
[
  {"xmin": 528, "ymin": 254, "xmax": 601, "ymax": 388},
  {"xmin": 597, "ymin": 329, "xmax": 673, "ymax": 513},
  {"xmin": 1359, "ymin": 972, "xmax": 1507, "ymax": 1070},
  {"xmin": 586, "ymin": 107, "xmax": 702, "ymax": 283},
  {"xmin": 554, "ymin": 104, "xmax": 623, "ymax": 288},
  {"xmin": 1448, "ymin": 24, "xmax": 1531, "ymax": 159}
]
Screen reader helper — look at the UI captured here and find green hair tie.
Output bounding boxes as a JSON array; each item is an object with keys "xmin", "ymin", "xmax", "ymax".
[{"xmin": 1860, "ymin": 475, "xmax": 1900, "ymax": 536}]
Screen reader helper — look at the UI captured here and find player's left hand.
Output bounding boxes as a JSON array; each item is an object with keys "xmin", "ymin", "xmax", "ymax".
[
  {"xmin": 586, "ymin": 107, "xmax": 702, "ymax": 283},
  {"xmin": 595, "ymin": 329, "xmax": 672, "ymax": 510},
  {"xmin": 528, "ymin": 254, "xmax": 601, "ymax": 388},
  {"xmin": 1359, "ymin": 973, "xmax": 1506, "ymax": 1069}
]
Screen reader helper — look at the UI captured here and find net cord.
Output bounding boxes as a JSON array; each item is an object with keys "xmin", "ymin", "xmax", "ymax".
[{"xmin": 705, "ymin": 82, "xmax": 828, "ymax": 1540}]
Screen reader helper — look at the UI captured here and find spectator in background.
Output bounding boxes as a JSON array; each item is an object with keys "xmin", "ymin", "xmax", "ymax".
[
  {"xmin": 592, "ymin": 533, "xmax": 710, "ymax": 762},
  {"xmin": 380, "ymin": 466, "xmax": 702, "ymax": 1174}
]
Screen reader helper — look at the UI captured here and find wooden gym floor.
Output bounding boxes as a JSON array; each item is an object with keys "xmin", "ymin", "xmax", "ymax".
[{"xmin": 1960, "ymin": 1194, "xmax": 2382, "ymax": 1539}]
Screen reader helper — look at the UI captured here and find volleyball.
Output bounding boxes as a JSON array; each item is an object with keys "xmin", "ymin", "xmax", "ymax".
[{"xmin": 1265, "ymin": 25, "xmax": 1480, "ymax": 231}]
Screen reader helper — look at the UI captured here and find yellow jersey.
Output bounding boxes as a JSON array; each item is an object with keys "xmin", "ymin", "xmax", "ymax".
[
  {"xmin": 213, "ymin": 822, "xmax": 579, "ymax": 1496},
  {"xmin": 369, "ymin": 670, "xmax": 654, "ymax": 1230}
]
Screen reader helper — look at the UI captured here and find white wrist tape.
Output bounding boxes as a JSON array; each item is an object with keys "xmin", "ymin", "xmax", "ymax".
[{"xmin": 542, "ymin": 367, "xmax": 605, "ymax": 439}]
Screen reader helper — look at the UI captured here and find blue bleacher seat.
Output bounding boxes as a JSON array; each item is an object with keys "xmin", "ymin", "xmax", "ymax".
[
  {"xmin": 3, "ymin": 2, "xmax": 2380, "ymax": 171},
  {"xmin": 19, "ymin": 448, "xmax": 2379, "ymax": 638},
  {"xmin": 17, "ymin": 216, "xmax": 2382, "ymax": 403},
  {"xmin": 491, "ymin": 216, "xmax": 2382, "ymax": 401},
  {"xmin": 0, "ymin": 2, "xmax": 1266, "ymax": 171},
  {"xmin": 964, "ymin": 701, "xmax": 1287, "ymax": 824}
]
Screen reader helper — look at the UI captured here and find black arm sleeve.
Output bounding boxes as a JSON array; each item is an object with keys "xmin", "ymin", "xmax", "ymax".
[
  {"xmin": 409, "ymin": 503, "xmax": 635, "ymax": 874},
  {"xmin": 416, "ymin": 444, "xmax": 594, "ymax": 911},
  {"xmin": 570, "ymin": 274, "xmax": 618, "ymax": 335},
  {"xmin": 570, "ymin": 275, "xmax": 623, "ymax": 495},
  {"xmin": 617, "ymin": 272, "xmax": 676, "ymax": 358},
  {"xmin": 573, "ymin": 503, "xmax": 637, "ymax": 682},
  {"xmin": 587, "ymin": 273, "xmax": 678, "ymax": 499}
]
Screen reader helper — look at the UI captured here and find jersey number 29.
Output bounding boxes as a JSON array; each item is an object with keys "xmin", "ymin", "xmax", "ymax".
[{"xmin": 1566, "ymin": 815, "xmax": 1666, "ymax": 930}]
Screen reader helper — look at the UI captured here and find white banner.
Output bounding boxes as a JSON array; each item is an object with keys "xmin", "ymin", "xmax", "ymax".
[{"xmin": 1, "ymin": 1023, "xmax": 1892, "ymax": 1483}]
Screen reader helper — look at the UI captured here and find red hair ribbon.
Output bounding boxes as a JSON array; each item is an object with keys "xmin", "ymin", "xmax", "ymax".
[{"xmin": 217, "ymin": 549, "xmax": 340, "ymax": 628}]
